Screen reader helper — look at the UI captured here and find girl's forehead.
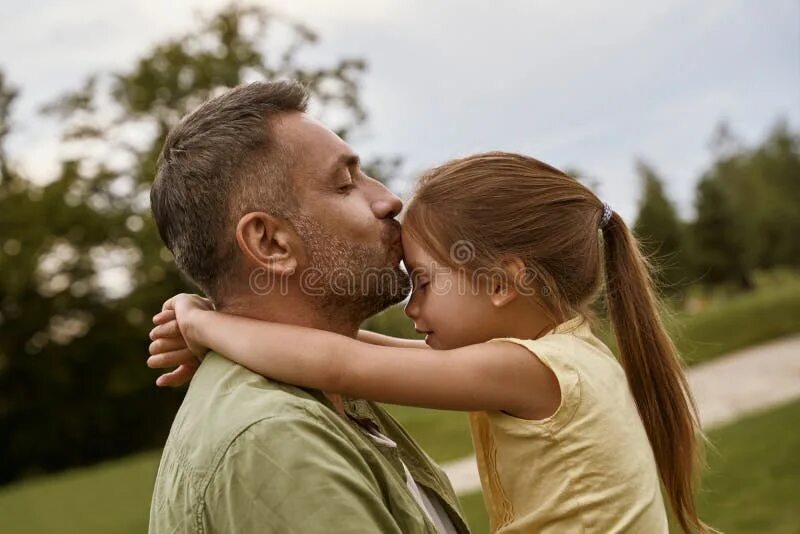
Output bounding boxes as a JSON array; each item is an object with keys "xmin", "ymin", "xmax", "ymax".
[{"xmin": 400, "ymin": 230, "xmax": 436, "ymax": 270}]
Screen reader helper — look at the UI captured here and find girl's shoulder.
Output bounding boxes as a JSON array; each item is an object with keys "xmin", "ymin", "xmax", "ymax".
[
  {"xmin": 485, "ymin": 318, "xmax": 623, "ymax": 429},
  {"xmin": 486, "ymin": 335, "xmax": 582, "ymax": 429},
  {"xmin": 488, "ymin": 315, "xmax": 601, "ymax": 364},
  {"xmin": 529, "ymin": 315, "xmax": 618, "ymax": 367}
]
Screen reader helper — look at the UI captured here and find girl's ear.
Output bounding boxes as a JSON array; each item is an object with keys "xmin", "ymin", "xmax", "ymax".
[{"xmin": 489, "ymin": 256, "xmax": 526, "ymax": 308}]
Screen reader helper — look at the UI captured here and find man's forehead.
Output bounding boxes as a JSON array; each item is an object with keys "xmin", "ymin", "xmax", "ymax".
[
  {"xmin": 274, "ymin": 113, "xmax": 348, "ymax": 153},
  {"xmin": 273, "ymin": 112, "xmax": 354, "ymax": 175}
]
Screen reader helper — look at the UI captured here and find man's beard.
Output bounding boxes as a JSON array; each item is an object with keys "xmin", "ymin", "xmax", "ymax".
[{"xmin": 293, "ymin": 214, "xmax": 410, "ymax": 325}]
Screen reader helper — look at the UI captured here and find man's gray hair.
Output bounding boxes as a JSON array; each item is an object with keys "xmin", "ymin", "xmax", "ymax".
[{"xmin": 150, "ymin": 81, "xmax": 308, "ymax": 301}]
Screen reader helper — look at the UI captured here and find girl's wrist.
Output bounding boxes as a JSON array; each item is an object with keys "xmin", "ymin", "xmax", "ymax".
[{"xmin": 183, "ymin": 308, "xmax": 210, "ymax": 349}]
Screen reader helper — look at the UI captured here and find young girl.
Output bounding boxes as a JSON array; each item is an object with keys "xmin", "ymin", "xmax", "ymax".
[{"xmin": 150, "ymin": 152, "xmax": 707, "ymax": 533}]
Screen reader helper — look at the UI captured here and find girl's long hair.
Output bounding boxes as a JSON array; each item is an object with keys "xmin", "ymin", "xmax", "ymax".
[{"xmin": 404, "ymin": 152, "xmax": 707, "ymax": 532}]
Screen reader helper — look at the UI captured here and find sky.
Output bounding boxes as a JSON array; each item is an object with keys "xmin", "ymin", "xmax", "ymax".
[{"xmin": 1, "ymin": 0, "xmax": 798, "ymax": 220}]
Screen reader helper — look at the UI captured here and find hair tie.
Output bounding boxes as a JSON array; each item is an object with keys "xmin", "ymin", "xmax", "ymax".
[{"xmin": 599, "ymin": 202, "xmax": 613, "ymax": 229}]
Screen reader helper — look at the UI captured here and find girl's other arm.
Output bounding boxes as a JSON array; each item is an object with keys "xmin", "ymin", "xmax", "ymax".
[{"xmin": 357, "ymin": 329, "xmax": 429, "ymax": 349}]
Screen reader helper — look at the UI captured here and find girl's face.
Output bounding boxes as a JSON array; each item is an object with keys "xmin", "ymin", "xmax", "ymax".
[{"xmin": 401, "ymin": 231, "xmax": 499, "ymax": 350}]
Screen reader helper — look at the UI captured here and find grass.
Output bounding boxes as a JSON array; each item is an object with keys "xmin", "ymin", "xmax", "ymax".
[
  {"xmin": 669, "ymin": 280, "xmax": 800, "ymax": 365},
  {"xmin": 0, "ymin": 450, "xmax": 160, "ymax": 534},
  {"xmin": 457, "ymin": 399, "xmax": 800, "ymax": 534},
  {"xmin": 458, "ymin": 491, "xmax": 491, "ymax": 533},
  {"xmin": 385, "ymin": 406, "xmax": 475, "ymax": 462},
  {"xmin": 696, "ymin": 400, "xmax": 800, "ymax": 533}
]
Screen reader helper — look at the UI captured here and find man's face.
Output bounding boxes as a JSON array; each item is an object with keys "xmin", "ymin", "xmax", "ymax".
[{"xmin": 275, "ymin": 113, "xmax": 410, "ymax": 321}]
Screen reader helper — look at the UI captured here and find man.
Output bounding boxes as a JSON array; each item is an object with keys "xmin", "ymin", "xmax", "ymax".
[{"xmin": 147, "ymin": 80, "xmax": 469, "ymax": 533}]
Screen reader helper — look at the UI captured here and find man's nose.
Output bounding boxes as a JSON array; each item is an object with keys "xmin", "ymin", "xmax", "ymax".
[
  {"xmin": 404, "ymin": 297, "xmax": 418, "ymax": 320},
  {"xmin": 371, "ymin": 185, "xmax": 403, "ymax": 220}
]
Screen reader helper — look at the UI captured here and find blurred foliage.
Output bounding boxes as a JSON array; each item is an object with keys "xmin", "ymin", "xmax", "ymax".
[
  {"xmin": 593, "ymin": 271, "xmax": 800, "ymax": 366},
  {"xmin": 632, "ymin": 120, "xmax": 800, "ymax": 294},
  {"xmin": 691, "ymin": 171, "xmax": 751, "ymax": 288},
  {"xmin": 633, "ymin": 160, "xmax": 691, "ymax": 294},
  {"xmin": 0, "ymin": 4, "xmax": 398, "ymax": 485},
  {"xmin": 690, "ymin": 121, "xmax": 800, "ymax": 288}
]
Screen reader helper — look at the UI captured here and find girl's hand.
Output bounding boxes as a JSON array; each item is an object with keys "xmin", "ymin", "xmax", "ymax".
[
  {"xmin": 160, "ymin": 293, "xmax": 212, "ymax": 356},
  {"xmin": 148, "ymin": 309, "xmax": 199, "ymax": 387},
  {"xmin": 147, "ymin": 294, "xmax": 212, "ymax": 387}
]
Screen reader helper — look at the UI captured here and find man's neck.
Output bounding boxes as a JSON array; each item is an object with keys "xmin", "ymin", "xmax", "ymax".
[
  {"xmin": 216, "ymin": 293, "xmax": 360, "ymax": 417},
  {"xmin": 217, "ymin": 293, "xmax": 361, "ymax": 339}
]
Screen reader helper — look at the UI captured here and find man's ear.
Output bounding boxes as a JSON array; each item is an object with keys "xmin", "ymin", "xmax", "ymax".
[
  {"xmin": 235, "ymin": 212, "xmax": 299, "ymax": 276},
  {"xmin": 488, "ymin": 256, "xmax": 526, "ymax": 308}
]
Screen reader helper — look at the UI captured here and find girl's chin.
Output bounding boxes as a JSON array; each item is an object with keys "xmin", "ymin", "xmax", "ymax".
[
  {"xmin": 425, "ymin": 333, "xmax": 447, "ymax": 350},
  {"xmin": 426, "ymin": 335, "xmax": 472, "ymax": 351}
]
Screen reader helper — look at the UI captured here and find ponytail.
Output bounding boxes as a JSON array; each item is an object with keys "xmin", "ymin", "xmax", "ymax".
[{"xmin": 602, "ymin": 211, "xmax": 708, "ymax": 533}]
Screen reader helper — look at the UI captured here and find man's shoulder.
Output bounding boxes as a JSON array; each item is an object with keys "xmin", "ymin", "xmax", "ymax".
[
  {"xmin": 162, "ymin": 352, "xmax": 343, "ymax": 471},
  {"xmin": 151, "ymin": 355, "xmax": 467, "ymax": 534},
  {"xmin": 189, "ymin": 351, "xmax": 331, "ymax": 417}
]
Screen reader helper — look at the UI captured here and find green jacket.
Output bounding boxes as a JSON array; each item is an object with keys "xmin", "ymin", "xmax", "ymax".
[{"xmin": 149, "ymin": 352, "xmax": 470, "ymax": 533}]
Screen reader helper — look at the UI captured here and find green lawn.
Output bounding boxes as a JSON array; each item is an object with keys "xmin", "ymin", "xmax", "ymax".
[
  {"xmin": 386, "ymin": 406, "xmax": 474, "ymax": 462},
  {"xmin": 458, "ymin": 399, "xmax": 800, "ymax": 534},
  {"xmin": 695, "ymin": 400, "xmax": 800, "ymax": 533},
  {"xmin": 0, "ymin": 450, "xmax": 160, "ymax": 534},
  {"xmin": 665, "ymin": 278, "xmax": 800, "ymax": 366}
]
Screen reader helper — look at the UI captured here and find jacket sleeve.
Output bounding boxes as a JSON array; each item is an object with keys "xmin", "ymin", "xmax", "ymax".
[{"xmin": 200, "ymin": 411, "xmax": 406, "ymax": 534}]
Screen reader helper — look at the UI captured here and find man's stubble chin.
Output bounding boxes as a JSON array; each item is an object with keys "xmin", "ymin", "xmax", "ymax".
[{"xmin": 293, "ymin": 214, "xmax": 411, "ymax": 324}]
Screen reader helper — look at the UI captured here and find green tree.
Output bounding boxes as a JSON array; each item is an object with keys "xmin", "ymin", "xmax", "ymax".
[
  {"xmin": 745, "ymin": 121, "xmax": 800, "ymax": 269},
  {"xmin": 0, "ymin": 4, "xmax": 389, "ymax": 484},
  {"xmin": 691, "ymin": 120, "xmax": 800, "ymax": 289},
  {"xmin": 690, "ymin": 172, "xmax": 751, "ymax": 288},
  {"xmin": 0, "ymin": 71, "xmax": 15, "ymax": 174},
  {"xmin": 632, "ymin": 160, "xmax": 689, "ymax": 294}
]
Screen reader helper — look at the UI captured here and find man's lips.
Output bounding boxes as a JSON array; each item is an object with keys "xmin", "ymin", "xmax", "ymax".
[
  {"xmin": 385, "ymin": 221, "xmax": 402, "ymax": 245},
  {"xmin": 389, "ymin": 237, "xmax": 403, "ymax": 263}
]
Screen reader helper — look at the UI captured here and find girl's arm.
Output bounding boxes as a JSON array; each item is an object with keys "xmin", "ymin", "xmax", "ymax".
[
  {"xmin": 356, "ymin": 329, "xmax": 429, "ymax": 349},
  {"xmin": 158, "ymin": 304, "xmax": 558, "ymax": 419}
]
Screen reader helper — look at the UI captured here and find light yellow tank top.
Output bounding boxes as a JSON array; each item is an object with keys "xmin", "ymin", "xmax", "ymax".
[{"xmin": 470, "ymin": 315, "xmax": 668, "ymax": 533}]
